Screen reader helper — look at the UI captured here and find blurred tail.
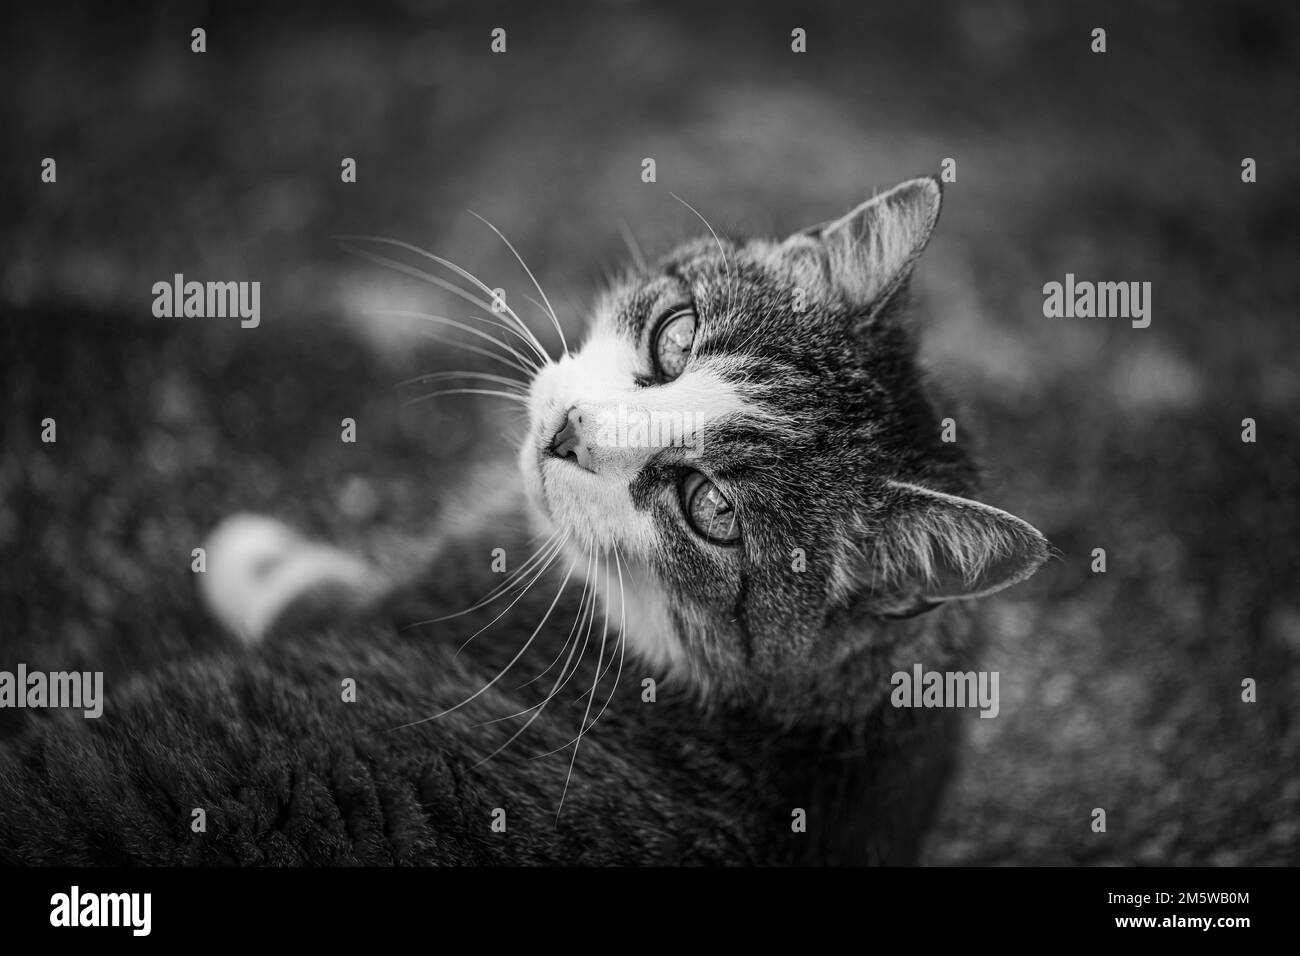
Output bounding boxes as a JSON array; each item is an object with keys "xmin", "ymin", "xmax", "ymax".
[{"xmin": 199, "ymin": 514, "xmax": 386, "ymax": 643}]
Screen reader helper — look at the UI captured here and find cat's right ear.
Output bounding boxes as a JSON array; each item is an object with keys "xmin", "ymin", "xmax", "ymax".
[{"xmin": 803, "ymin": 176, "xmax": 943, "ymax": 316}]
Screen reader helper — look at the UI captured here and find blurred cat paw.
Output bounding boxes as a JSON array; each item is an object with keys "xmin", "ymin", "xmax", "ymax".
[{"xmin": 198, "ymin": 514, "xmax": 382, "ymax": 644}]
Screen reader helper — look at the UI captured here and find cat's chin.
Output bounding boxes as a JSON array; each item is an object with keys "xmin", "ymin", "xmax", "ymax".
[
  {"xmin": 532, "ymin": 458, "xmax": 658, "ymax": 558},
  {"xmin": 529, "ymin": 463, "xmax": 586, "ymax": 546},
  {"xmin": 519, "ymin": 451, "xmax": 592, "ymax": 553}
]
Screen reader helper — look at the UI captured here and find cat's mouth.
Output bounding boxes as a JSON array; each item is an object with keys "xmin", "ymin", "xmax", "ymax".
[{"xmin": 532, "ymin": 405, "xmax": 574, "ymax": 521}]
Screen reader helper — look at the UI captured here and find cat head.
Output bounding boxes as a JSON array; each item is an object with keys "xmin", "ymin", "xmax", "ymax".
[{"xmin": 520, "ymin": 178, "xmax": 1049, "ymax": 699}]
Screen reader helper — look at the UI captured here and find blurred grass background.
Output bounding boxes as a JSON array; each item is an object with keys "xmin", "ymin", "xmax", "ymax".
[{"xmin": 1, "ymin": 0, "xmax": 1298, "ymax": 863}]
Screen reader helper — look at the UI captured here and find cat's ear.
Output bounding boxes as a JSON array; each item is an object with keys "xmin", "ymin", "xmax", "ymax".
[
  {"xmin": 804, "ymin": 177, "xmax": 942, "ymax": 314},
  {"xmin": 861, "ymin": 480, "xmax": 1049, "ymax": 618}
]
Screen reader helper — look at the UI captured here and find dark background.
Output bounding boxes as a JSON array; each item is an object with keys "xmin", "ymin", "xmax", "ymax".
[{"xmin": 2, "ymin": 0, "xmax": 1297, "ymax": 864}]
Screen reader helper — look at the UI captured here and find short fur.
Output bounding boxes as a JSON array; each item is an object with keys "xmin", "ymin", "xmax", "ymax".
[{"xmin": 0, "ymin": 177, "xmax": 1048, "ymax": 865}]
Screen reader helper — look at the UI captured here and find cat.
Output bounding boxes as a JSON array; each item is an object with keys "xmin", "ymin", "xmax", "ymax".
[{"xmin": 0, "ymin": 176, "xmax": 1049, "ymax": 865}]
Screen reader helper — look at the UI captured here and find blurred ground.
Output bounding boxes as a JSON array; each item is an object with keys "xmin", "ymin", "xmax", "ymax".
[{"xmin": 2, "ymin": 0, "xmax": 1299, "ymax": 863}]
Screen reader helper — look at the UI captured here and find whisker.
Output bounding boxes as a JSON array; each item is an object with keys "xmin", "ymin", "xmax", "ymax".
[
  {"xmin": 364, "ymin": 304, "xmax": 542, "ymax": 375},
  {"xmin": 535, "ymin": 546, "xmax": 621, "ymax": 749},
  {"xmin": 400, "ymin": 388, "xmax": 528, "ymax": 407},
  {"xmin": 467, "ymin": 547, "xmax": 597, "ymax": 764},
  {"xmin": 518, "ymin": 546, "xmax": 597, "ymax": 689},
  {"xmin": 467, "ymin": 211, "xmax": 568, "ymax": 357},
  {"xmin": 448, "ymin": 534, "xmax": 569, "ymax": 657},
  {"xmin": 338, "ymin": 235, "xmax": 554, "ymax": 367},
  {"xmin": 410, "ymin": 327, "xmax": 537, "ymax": 378},
  {"xmin": 407, "ymin": 530, "xmax": 566, "ymax": 628},
  {"xmin": 617, "ymin": 220, "xmax": 649, "ymax": 274},
  {"xmin": 523, "ymin": 549, "xmax": 599, "ymax": 707},
  {"xmin": 571, "ymin": 548, "xmax": 620, "ymax": 703},
  {"xmin": 551, "ymin": 550, "xmax": 611, "ymax": 818},
  {"xmin": 585, "ymin": 543, "xmax": 629, "ymax": 729},
  {"xmin": 669, "ymin": 192, "xmax": 737, "ymax": 343},
  {"xmin": 397, "ymin": 370, "xmax": 529, "ymax": 393},
  {"xmin": 536, "ymin": 544, "xmax": 626, "ymax": 755},
  {"xmin": 342, "ymin": 244, "xmax": 549, "ymax": 370},
  {"xmin": 469, "ymin": 584, "xmax": 593, "ymax": 730},
  {"xmin": 475, "ymin": 548, "xmax": 598, "ymax": 731},
  {"xmin": 523, "ymin": 293, "xmax": 568, "ymax": 357},
  {"xmin": 392, "ymin": 549, "xmax": 583, "ymax": 728},
  {"xmin": 403, "ymin": 534, "xmax": 564, "ymax": 664}
]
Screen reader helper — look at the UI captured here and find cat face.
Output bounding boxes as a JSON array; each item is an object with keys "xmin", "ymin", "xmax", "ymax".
[{"xmin": 521, "ymin": 178, "xmax": 1048, "ymax": 695}]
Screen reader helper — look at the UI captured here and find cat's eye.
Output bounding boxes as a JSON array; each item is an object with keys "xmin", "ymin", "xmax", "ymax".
[
  {"xmin": 652, "ymin": 307, "xmax": 696, "ymax": 381},
  {"xmin": 681, "ymin": 471, "xmax": 740, "ymax": 546}
]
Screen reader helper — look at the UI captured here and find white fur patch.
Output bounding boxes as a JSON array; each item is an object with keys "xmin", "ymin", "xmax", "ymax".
[
  {"xmin": 520, "ymin": 309, "xmax": 775, "ymax": 671},
  {"xmin": 522, "ymin": 326, "xmax": 764, "ymax": 559},
  {"xmin": 593, "ymin": 557, "xmax": 688, "ymax": 676},
  {"xmin": 199, "ymin": 514, "xmax": 383, "ymax": 643}
]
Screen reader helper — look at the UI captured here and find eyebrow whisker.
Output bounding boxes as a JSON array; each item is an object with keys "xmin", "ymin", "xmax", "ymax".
[
  {"xmin": 338, "ymin": 236, "xmax": 554, "ymax": 366},
  {"xmin": 468, "ymin": 210, "xmax": 569, "ymax": 358}
]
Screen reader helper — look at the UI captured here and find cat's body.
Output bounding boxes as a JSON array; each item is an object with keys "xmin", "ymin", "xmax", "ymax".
[
  {"xmin": 0, "ymin": 488, "xmax": 963, "ymax": 865},
  {"xmin": 0, "ymin": 177, "xmax": 1048, "ymax": 865}
]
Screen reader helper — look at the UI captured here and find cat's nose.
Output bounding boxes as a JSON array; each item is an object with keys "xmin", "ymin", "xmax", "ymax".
[{"xmin": 549, "ymin": 406, "xmax": 595, "ymax": 472}]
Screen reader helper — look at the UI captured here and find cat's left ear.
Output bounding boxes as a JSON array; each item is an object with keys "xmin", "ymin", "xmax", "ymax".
[
  {"xmin": 860, "ymin": 480, "xmax": 1049, "ymax": 618},
  {"xmin": 803, "ymin": 176, "xmax": 943, "ymax": 315}
]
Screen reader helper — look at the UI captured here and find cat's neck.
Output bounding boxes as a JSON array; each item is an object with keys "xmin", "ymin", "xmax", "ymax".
[{"xmin": 700, "ymin": 604, "xmax": 979, "ymax": 731}]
